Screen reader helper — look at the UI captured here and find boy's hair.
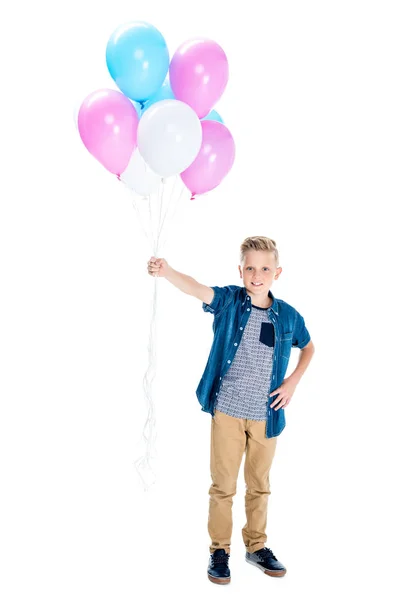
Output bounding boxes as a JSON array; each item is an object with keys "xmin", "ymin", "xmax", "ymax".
[{"xmin": 240, "ymin": 236, "xmax": 280, "ymax": 267}]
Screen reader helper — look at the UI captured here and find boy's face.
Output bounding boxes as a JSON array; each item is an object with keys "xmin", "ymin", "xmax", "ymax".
[{"xmin": 238, "ymin": 250, "xmax": 282, "ymax": 296}]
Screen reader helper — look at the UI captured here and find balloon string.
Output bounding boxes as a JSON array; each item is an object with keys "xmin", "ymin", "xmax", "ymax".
[
  {"xmin": 155, "ymin": 179, "xmax": 166, "ymax": 252},
  {"xmin": 118, "ymin": 177, "xmax": 154, "ymax": 248},
  {"xmin": 154, "ymin": 178, "xmax": 174, "ymax": 252},
  {"xmin": 155, "ymin": 178, "xmax": 191, "ymax": 255},
  {"xmin": 132, "ymin": 197, "xmax": 154, "ymax": 248},
  {"xmin": 169, "ymin": 181, "xmax": 190, "ymax": 222},
  {"xmin": 134, "ymin": 273, "xmax": 159, "ymax": 491},
  {"xmin": 157, "ymin": 181, "xmax": 191, "ymax": 255},
  {"xmin": 128, "ymin": 177, "xmax": 190, "ymax": 491},
  {"xmin": 160, "ymin": 177, "xmax": 180, "ymax": 247},
  {"xmin": 147, "ymin": 187, "xmax": 156, "ymax": 250},
  {"xmin": 117, "ymin": 177, "xmax": 161, "ymax": 490},
  {"xmin": 169, "ymin": 174, "xmax": 179, "ymax": 206},
  {"xmin": 134, "ymin": 178, "xmax": 166, "ymax": 490}
]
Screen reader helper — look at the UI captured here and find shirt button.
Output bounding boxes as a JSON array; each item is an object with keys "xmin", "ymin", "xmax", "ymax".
[
  {"xmin": 219, "ymin": 377, "xmax": 222, "ymax": 380},
  {"xmin": 240, "ymin": 327, "xmax": 243, "ymax": 330},
  {"xmin": 247, "ymin": 308, "xmax": 250, "ymax": 311},
  {"xmin": 234, "ymin": 343, "xmax": 238, "ymax": 346},
  {"xmin": 227, "ymin": 360, "xmax": 231, "ymax": 364}
]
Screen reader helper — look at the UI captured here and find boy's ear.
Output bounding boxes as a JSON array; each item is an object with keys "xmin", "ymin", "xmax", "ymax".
[{"xmin": 238, "ymin": 265, "xmax": 242, "ymax": 278}]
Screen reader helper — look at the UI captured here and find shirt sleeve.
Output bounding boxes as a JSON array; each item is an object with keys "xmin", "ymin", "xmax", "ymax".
[
  {"xmin": 292, "ymin": 310, "xmax": 311, "ymax": 349},
  {"xmin": 202, "ymin": 286, "xmax": 234, "ymax": 316}
]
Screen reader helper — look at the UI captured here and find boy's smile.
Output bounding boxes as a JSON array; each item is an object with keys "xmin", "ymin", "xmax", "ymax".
[{"xmin": 238, "ymin": 250, "xmax": 282, "ymax": 306}]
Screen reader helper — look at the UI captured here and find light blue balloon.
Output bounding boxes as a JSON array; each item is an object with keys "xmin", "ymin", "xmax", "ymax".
[
  {"xmin": 202, "ymin": 109, "xmax": 224, "ymax": 124},
  {"xmin": 132, "ymin": 101, "xmax": 142, "ymax": 118},
  {"xmin": 142, "ymin": 79, "xmax": 175, "ymax": 113},
  {"xmin": 106, "ymin": 21, "xmax": 169, "ymax": 103}
]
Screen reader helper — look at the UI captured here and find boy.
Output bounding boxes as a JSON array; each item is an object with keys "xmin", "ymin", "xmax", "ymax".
[{"xmin": 147, "ymin": 236, "xmax": 315, "ymax": 584}]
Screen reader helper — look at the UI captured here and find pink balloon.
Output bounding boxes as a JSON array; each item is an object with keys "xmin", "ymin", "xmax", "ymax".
[
  {"xmin": 180, "ymin": 120, "xmax": 235, "ymax": 197},
  {"xmin": 78, "ymin": 89, "xmax": 139, "ymax": 176},
  {"xmin": 170, "ymin": 39, "xmax": 229, "ymax": 119}
]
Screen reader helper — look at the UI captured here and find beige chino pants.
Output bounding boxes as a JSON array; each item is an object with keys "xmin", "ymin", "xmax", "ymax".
[{"xmin": 208, "ymin": 409, "xmax": 278, "ymax": 555}]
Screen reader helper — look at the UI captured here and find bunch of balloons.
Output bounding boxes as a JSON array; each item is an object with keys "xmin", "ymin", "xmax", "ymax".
[{"xmin": 77, "ymin": 21, "xmax": 236, "ymax": 200}]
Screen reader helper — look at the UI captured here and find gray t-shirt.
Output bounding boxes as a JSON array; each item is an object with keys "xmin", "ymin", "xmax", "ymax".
[{"xmin": 215, "ymin": 305, "xmax": 274, "ymax": 421}]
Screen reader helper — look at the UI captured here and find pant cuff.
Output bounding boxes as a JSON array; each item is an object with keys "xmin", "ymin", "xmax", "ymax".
[
  {"xmin": 210, "ymin": 546, "xmax": 230, "ymax": 554},
  {"xmin": 246, "ymin": 543, "xmax": 266, "ymax": 554}
]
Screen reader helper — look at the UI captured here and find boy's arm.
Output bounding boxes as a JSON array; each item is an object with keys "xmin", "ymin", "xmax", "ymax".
[
  {"xmin": 269, "ymin": 341, "xmax": 315, "ymax": 410},
  {"xmin": 164, "ymin": 265, "xmax": 215, "ymax": 305},
  {"xmin": 289, "ymin": 309, "xmax": 314, "ymax": 383},
  {"xmin": 147, "ymin": 256, "xmax": 217, "ymax": 306},
  {"xmin": 288, "ymin": 341, "xmax": 315, "ymax": 385}
]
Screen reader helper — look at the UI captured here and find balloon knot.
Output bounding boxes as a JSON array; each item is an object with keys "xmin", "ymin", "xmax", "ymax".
[
  {"xmin": 190, "ymin": 194, "xmax": 196, "ymax": 201},
  {"xmin": 116, "ymin": 174, "xmax": 121, "ymax": 181}
]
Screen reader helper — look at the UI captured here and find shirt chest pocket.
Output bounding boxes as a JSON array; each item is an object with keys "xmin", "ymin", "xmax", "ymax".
[
  {"xmin": 259, "ymin": 322, "xmax": 275, "ymax": 347},
  {"xmin": 280, "ymin": 332, "xmax": 293, "ymax": 359}
]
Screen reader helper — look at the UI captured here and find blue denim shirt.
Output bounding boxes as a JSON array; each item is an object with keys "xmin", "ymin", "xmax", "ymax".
[{"xmin": 196, "ymin": 285, "xmax": 311, "ymax": 438}]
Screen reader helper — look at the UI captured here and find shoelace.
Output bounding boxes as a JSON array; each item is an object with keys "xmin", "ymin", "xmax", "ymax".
[
  {"xmin": 212, "ymin": 552, "xmax": 229, "ymax": 565},
  {"xmin": 256, "ymin": 547, "xmax": 277, "ymax": 561}
]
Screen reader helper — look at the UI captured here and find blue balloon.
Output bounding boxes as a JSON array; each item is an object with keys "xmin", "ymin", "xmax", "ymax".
[
  {"xmin": 106, "ymin": 21, "xmax": 169, "ymax": 103},
  {"xmin": 142, "ymin": 79, "xmax": 175, "ymax": 113},
  {"xmin": 132, "ymin": 101, "xmax": 142, "ymax": 118},
  {"xmin": 202, "ymin": 109, "xmax": 224, "ymax": 124}
]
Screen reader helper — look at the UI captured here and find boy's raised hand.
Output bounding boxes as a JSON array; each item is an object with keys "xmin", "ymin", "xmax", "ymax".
[{"xmin": 147, "ymin": 256, "xmax": 169, "ymax": 278}]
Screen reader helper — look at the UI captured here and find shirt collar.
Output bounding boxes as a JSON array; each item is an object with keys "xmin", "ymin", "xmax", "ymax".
[{"xmin": 240, "ymin": 286, "xmax": 279, "ymax": 316}]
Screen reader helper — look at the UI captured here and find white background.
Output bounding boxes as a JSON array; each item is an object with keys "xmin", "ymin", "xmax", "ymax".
[{"xmin": 1, "ymin": 1, "xmax": 399, "ymax": 598}]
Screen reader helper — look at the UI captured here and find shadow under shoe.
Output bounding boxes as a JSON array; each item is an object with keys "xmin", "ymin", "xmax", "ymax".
[
  {"xmin": 207, "ymin": 549, "xmax": 231, "ymax": 584},
  {"xmin": 245, "ymin": 547, "xmax": 287, "ymax": 577}
]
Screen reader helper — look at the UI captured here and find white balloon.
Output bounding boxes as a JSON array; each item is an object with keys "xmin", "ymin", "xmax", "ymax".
[
  {"xmin": 120, "ymin": 149, "xmax": 161, "ymax": 196},
  {"xmin": 137, "ymin": 99, "xmax": 202, "ymax": 177}
]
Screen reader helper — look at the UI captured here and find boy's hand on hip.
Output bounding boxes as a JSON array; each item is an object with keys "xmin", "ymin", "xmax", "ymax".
[
  {"xmin": 269, "ymin": 377, "xmax": 298, "ymax": 410},
  {"xmin": 147, "ymin": 256, "xmax": 169, "ymax": 278}
]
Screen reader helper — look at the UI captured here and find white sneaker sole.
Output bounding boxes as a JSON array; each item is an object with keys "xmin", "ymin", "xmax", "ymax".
[{"xmin": 245, "ymin": 557, "xmax": 287, "ymax": 577}]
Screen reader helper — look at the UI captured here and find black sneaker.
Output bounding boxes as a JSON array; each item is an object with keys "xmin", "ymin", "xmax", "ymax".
[
  {"xmin": 207, "ymin": 549, "xmax": 231, "ymax": 584},
  {"xmin": 245, "ymin": 547, "xmax": 287, "ymax": 577}
]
